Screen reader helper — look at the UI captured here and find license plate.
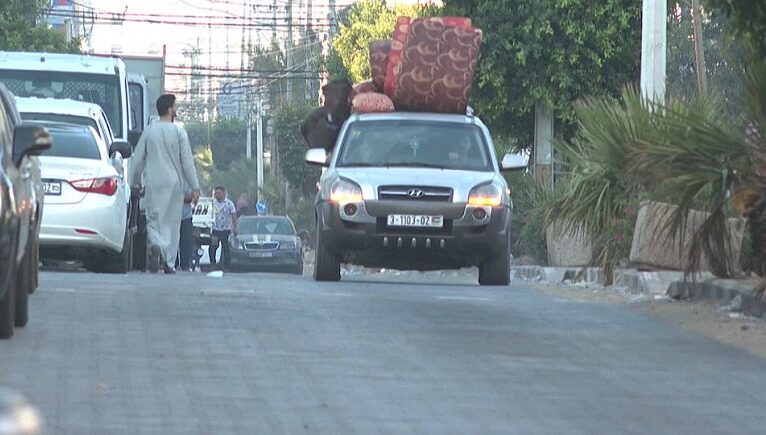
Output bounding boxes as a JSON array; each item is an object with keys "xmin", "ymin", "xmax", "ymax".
[
  {"xmin": 250, "ymin": 251, "xmax": 273, "ymax": 258},
  {"xmin": 43, "ymin": 181, "xmax": 61, "ymax": 196},
  {"xmin": 387, "ymin": 214, "xmax": 444, "ymax": 228}
]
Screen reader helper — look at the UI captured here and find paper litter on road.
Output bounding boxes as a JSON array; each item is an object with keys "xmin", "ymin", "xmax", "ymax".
[{"xmin": 206, "ymin": 271, "xmax": 224, "ymax": 278}]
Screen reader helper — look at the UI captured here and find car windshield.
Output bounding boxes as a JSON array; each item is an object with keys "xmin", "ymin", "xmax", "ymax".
[
  {"xmin": 21, "ymin": 113, "xmax": 100, "ymax": 138},
  {"xmin": 0, "ymin": 70, "xmax": 122, "ymax": 138},
  {"xmin": 337, "ymin": 121, "xmax": 492, "ymax": 171},
  {"xmin": 238, "ymin": 218, "xmax": 295, "ymax": 235},
  {"xmin": 42, "ymin": 125, "xmax": 102, "ymax": 160}
]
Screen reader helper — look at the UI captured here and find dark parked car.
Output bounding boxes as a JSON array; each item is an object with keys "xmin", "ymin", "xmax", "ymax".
[
  {"xmin": 229, "ymin": 216, "xmax": 306, "ymax": 274},
  {"xmin": 0, "ymin": 84, "xmax": 50, "ymax": 339}
]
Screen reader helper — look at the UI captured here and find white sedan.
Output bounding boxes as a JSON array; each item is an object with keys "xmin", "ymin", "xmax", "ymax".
[{"xmin": 35, "ymin": 122, "xmax": 134, "ymax": 273}]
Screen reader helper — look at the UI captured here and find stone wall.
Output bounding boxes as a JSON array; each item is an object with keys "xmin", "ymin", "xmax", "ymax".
[
  {"xmin": 629, "ymin": 201, "xmax": 746, "ymax": 271},
  {"xmin": 546, "ymin": 224, "xmax": 592, "ymax": 267}
]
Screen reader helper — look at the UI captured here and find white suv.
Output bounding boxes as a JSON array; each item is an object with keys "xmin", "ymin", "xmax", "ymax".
[{"xmin": 306, "ymin": 112, "xmax": 527, "ymax": 286}]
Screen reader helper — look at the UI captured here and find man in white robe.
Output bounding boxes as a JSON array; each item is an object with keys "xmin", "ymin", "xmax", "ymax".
[{"xmin": 131, "ymin": 94, "xmax": 200, "ymax": 273}]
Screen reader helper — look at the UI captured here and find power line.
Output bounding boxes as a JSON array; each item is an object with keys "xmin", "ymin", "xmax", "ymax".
[{"xmin": 46, "ymin": 11, "xmax": 336, "ymax": 29}]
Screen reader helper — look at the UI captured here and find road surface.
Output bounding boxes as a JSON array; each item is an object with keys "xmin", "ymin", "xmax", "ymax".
[{"xmin": 2, "ymin": 269, "xmax": 766, "ymax": 434}]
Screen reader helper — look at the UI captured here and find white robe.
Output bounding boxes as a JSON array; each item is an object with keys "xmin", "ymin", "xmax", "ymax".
[{"xmin": 130, "ymin": 122, "xmax": 200, "ymax": 268}]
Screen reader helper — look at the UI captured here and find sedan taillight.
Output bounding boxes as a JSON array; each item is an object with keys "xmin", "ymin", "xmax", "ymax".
[{"xmin": 70, "ymin": 177, "xmax": 119, "ymax": 196}]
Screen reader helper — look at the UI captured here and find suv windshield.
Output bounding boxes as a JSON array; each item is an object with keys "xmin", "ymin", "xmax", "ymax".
[
  {"xmin": 238, "ymin": 218, "xmax": 295, "ymax": 235},
  {"xmin": 337, "ymin": 121, "xmax": 492, "ymax": 171}
]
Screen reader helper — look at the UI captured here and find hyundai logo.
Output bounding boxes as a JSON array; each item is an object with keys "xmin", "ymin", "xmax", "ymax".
[{"xmin": 407, "ymin": 188, "xmax": 425, "ymax": 198}]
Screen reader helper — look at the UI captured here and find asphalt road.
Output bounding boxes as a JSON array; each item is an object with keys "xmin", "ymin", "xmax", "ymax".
[{"xmin": 2, "ymin": 269, "xmax": 766, "ymax": 434}]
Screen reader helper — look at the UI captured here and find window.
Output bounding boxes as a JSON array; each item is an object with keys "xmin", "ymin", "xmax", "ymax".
[
  {"xmin": 0, "ymin": 70, "xmax": 123, "ymax": 138},
  {"xmin": 42, "ymin": 126, "xmax": 102, "ymax": 160},
  {"xmin": 337, "ymin": 121, "xmax": 492, "ymax": 171},
  {"xmin": 129, "ymin": 82, "xmax": 144, "ymax": 132},
  {"xmin": 237, "ymin": 218, "xmax": 296, "ymax": 236},
  {"xmin": 21, "ymin": 113, "xmax": 99, "ymax": 137}
]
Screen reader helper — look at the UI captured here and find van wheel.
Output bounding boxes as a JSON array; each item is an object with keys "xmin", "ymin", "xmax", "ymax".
[
  {"xmin": 15, "ymin": 239, "xmax": 33, "ymax": 327},
  {"xmin": 313, "ymin": 216, "xmax": 340, "ymax": 282},
  {"xmin": 478, "ymin": 229, "xmax": 511, "ymax": 286},
  {"xmin": 0, "ymin": 278, "xmax": 15, "ymax": 339}
]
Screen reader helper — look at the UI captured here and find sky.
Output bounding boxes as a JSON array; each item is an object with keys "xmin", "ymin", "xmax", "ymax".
[{"xmin": 85, "ymin": 0, "xmax": 339, "ymax": 95}]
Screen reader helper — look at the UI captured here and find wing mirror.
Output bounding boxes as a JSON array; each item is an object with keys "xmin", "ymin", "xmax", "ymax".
[
  {"xmin": 110, "ymin": 140, "xmax": 133, "ymax": 159},
  {"xmin": 13, "ymin": 124, "xmax": 52, "ymax": 167},
  {"xmin": 305, "ymin": 148, "xmax": 330, "ymax": 167},
  {"xmin": 500, "ymin": 152, "xmax": 529, "ymax": 171}
]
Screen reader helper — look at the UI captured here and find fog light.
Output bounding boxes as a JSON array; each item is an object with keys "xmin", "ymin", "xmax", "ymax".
[
  {"xmin": 473, "ymin": 207, "xmax": 488, "ymax": 220},
  {"xmin": 344, "ymin": 203, "xmax": 358, "ymax": 216}
]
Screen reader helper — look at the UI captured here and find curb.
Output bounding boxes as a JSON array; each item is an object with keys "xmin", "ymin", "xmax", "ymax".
[{"xmin": 511, "ymin": 266, "xmax": 766, "ymax": 318}]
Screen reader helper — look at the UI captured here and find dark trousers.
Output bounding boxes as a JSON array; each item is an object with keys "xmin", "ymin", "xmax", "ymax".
[
  {"xmin": 210, "ymin": 229, "xmax": 232, "ymax": 270},
  {"xmin": 179, "ymin": 218, "xmax": 194, "ymax": 270}
]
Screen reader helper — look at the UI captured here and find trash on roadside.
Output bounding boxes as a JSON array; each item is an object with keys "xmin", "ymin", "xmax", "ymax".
[
  {"xmin": 629, "ymin": 294, "xmax": 652, "ymax": 304},
  {"xmin": 653, "ymin": 295, "xmax": 672, "ymax": 301},
  {"xmin": 206, "ymin": 271, "xmax": 224, "ymax": 278}
]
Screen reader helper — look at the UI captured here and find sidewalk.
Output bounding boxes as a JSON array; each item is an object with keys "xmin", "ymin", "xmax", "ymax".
[{"xmin": 511, "ymin": 266, "xmax": 766, "ymax": 318}]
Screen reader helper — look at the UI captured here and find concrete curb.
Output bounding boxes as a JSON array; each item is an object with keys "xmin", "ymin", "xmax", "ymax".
[{"xmin": 511, "ymin": 266, "xmax": 766, "ymax": 318}]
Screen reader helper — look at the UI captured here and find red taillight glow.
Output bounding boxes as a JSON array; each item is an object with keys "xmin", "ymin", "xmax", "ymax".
[{"xmin": 69, "ymin": 178, "xmax": 119, "ymax": 196}]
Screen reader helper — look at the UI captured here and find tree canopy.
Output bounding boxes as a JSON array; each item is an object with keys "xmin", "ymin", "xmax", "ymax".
[
  {"xmin": 274, "ymin": 102, "xmax": 320, "ymax": 196},
  {"xmin": 442, "ymin": 0, "xmax": 641, "ymax": 145},
  {"xmin": 0, "ymin": 1, "xmax": 81, "ymax": 53},
  {"xmin": 707, "ymin": 0, "xmax": 766, "ymax": 55},
  {"xmin": 331, "ymin": 0, "xmax": 438, "ymax": 83}
]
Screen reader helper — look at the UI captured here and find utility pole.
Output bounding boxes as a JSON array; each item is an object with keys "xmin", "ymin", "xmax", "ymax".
[
  {"xmin": 691, "ymin": 0, "xmax": 708, "ymax": 92},
  {"xmin": 640, "ymin": 0, "xmax": 667, "ymax": 102},
  {"xmin": 286, "ymin": 0, "xmax": 294, "ymax": 103},
  {"xmin": 306, "ymin": 0, "xmax": 314, "ymax": 100},
  {"xmin": 256, "ymin": 98, "xmax": 265, "ymax": 190},
  {"xmin": 246, "ymin": 108, "xmax": 253, "ymax": 160}
]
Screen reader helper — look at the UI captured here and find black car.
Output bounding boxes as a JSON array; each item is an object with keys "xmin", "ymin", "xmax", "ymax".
[
  {"xmin": 229, "ymin": 216, "xmax": 306, "ymax": 274},
  {"xmin": 0, "ymin": 84, "xmax": 51, "ymax": 339}
]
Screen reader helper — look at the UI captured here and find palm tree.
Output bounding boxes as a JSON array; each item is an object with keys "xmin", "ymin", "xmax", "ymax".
[{"xmin": 549, "ymin": 50, "xmax": 766, "ymax": 286}]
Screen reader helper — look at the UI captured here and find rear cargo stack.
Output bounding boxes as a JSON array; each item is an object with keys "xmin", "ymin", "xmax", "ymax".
[{"xmin": 352, "ymin": 16, "xmax": 481, "ymax": 115}]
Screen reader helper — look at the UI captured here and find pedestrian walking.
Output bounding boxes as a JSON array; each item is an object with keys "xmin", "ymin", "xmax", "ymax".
[
  {"xmin": 130, "ymin": 94, "xmax": 200, "ymax": 274},
  {"xmin": 178, "ymin": 188, "xmax": 195, "ymax": 272},
  {"xmin": 236, "ymin": 193, "xmax": 257, "ymax": 218},
  {"xmin": 209, "ymin": 186, "xmax": 237, "ymax": 271}
]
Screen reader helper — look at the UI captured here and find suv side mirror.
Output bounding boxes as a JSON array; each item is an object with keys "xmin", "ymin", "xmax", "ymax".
[
  {"xmin": 128, "ymin": 129, "xmax": 142, "ymax": 148},
  {"xmin": 501, "ymin": 153, "xmax": 529, "ymax": 171},
  {"xmin": 110, "ymin": 140, "xmax": 133, "ymax": 159},
  {"xmin": 13, "ymin": 124, "xmax": 52, "ymax": 167},
  {"xmin": 305, "ymin": 148, "xmax": 330, "ymax": 167}
]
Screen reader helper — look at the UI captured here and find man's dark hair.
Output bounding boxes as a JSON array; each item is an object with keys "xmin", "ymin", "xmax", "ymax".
[
  {"xmin": 214, "ymin": 186, "xmax": 226, "ymax": 192},
  {"xmin": 156, "ymin": 94, "xmax": 176, "ymax": 117}
]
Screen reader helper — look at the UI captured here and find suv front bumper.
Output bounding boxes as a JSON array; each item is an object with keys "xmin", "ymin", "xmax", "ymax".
[{"xmin": 317, "ymin": 199, "xmax": 510, "ymax": 270}]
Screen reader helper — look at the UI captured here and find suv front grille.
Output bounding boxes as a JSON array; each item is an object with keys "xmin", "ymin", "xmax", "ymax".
[{"xmin": 378, "ymin": 186, "xmax": 453, "ymax": 202}]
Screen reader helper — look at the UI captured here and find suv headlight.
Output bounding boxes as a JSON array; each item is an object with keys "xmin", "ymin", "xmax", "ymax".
[
  {"xmin": 330, "ymin": 179, "xmax": 363, "ymax": 204},
  {"xmin": 468, "ymin": 183, "xmax": 504, "ymax": 207}
]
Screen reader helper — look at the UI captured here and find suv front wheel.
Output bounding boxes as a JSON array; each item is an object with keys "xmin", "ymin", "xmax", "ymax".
[
  {"xmin": 313, "ymin": 215, "xmax": 340, "ymax": 282},
  {"xmin": 478, "ymin": 227, "xmax": 511, "ymax": 286}
]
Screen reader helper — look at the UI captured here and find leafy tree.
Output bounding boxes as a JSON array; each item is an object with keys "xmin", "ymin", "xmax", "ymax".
[
  {"xmin": 332, "ymin": 0, "xmax": 437, "ymax": 84},
  {"xmin": 0, "ymin": 1, "xmax": 81, "ymax": 53},
  {"xmin": 184, "ymin": 121, "xmax": 209, "ymax": 152},
  {"xmin": 667, "ymin": 1, "xmax": 746, "ymax": 118},
  {"xmin": 442, "ymin": 0, "xmax": 641, "ymax": 145},
  {"xmin": 209, "ymin": 118, "xmax": 247, "ymax": 170},
  {"xmin": 274, "ymin": 102, "xmax": 320, "ymax": 197},
  {"xmin": 706, "ymin": 0, "xmax": 766, "ymax": 54}
]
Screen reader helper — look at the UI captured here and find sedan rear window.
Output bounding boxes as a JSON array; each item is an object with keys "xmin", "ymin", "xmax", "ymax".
[
  {"xmin": 21, "ymin": 113, "xmax": 100, "ymax": 138},
  {"xmin": 44, "ymin": 127, "xmax": 102, "ymax": 160},
  {"xmin": 338, "ymin": 121, "xmax": 492, "ymax": 171}
]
